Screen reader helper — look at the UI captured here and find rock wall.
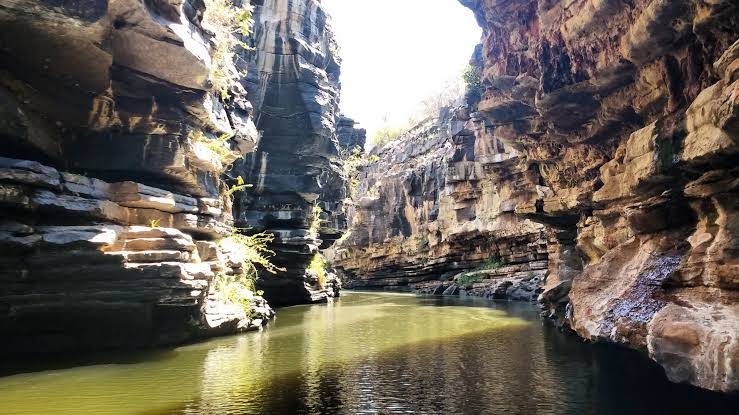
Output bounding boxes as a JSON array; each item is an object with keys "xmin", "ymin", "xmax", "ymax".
[
  {"xmin": 338, "ymin": 0, "xmax": 739, "ymax": 392},
  {"xmin": 232, "ymin": 0, "xmax": 353, "ymax": 306},
  {"xmin": 334, "ymin": 109, "xmax": 550, "ymax": 299},
  {"xmin": 0, "ymin": 0, "xmax": 272, "ymax": 354},
  {"xmin": 336, "ymin": 115, "xmax": 367, "ymax": 151}
]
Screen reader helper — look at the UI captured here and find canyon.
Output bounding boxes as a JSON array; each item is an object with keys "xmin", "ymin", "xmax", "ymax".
[
  {"xmin": 231, "ymin": 0, "xmax": 361, "ymax": 306},
  {"xmin": 334, "ymin": 0, "xmax": 739, "ymax": 393},
  {"xmin": 0, "ymin": 0, "xmax": 737, "ymax": 398},
  {"xmin": 0, "ymin": 0, "xmax": 351, "ymax": 353}
]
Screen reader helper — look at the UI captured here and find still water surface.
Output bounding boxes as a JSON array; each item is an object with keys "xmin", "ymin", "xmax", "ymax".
[{"xmin": 0, "ymin": 292, "xmax": 736, "ymax": 414}]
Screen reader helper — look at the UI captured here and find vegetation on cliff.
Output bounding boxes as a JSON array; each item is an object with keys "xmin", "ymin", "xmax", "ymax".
[
  {"xmin": 217, "ymin": 230, "xmax": 285, "ymax": 312},
  {"xmin": 462, "ymin": 64, "xmax": 481, "ymax": 95},
  {"xmin": 372, "ymin": 126, "xmax": 405, "ymax": 147},
  {"xmin": 221, "ymin": 231, "xmax": 285, "ymax": 278},
  {"xmin": 371, "ymin": 75, "xmax": 465, "ymax": 148},
  {"xmin": 203, "ymin": 0, "xmax": 254, "ymax": 100},
  {"xmin": 188, "ymin": 130, "xmax": 243, "ymax": 169},
  {"xmin": 308, "ymin": 253, "xmax": 328, "ymax": 289},
  {"xmin": 340, "ymin": 146, "xmax": 377, "ymax": 195}
]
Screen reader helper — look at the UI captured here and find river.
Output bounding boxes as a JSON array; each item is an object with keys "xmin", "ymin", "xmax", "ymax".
[{"xmin": 0, "ymin": 291, "xmax": 736, "ymax": 414}]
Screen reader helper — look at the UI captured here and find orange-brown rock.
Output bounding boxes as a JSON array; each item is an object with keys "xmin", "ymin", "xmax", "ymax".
[
  {"xmin": 337, "ymin": 0, "xmax": 739, "ymax": 392},
  {"xmin": 467, "ymin": 0, "xmax": 739, "ymax": 393}
]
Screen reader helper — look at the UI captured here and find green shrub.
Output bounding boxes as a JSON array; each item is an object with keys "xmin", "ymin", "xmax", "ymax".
[
  {"xmin": 213, "ymin": 273, "xmax": 266, "ymax": 318},
  {"xmin": 220, "ymin": 230, "xmax": 286, "ymax": 280},
  {"xmin": 226, "ymin": 175, "xmax": 253, "ymax": 196},
  {"xmin": 215, "ymin": 228, "xmax": 282, "ymax": 315},
  {"xmin": 456, "ymin": 257, "xmax": 503, "ymax": 287},
  {"xmin": 308, "ymin": 252, "xmax": 327, "ymax": 289},
  {"xmin": 235, "ymin": 7, "xmax": 254, "ymax": 36},
  {"xmin": 463, "ymin": 64, "xmax": 482, "ymax": 92},
  {"xmin": 309, "ymin": 205, "xmax": 323, "ymax": 235},
  {"xmin": 416, "ymin": 236, "xmax": 429, "ymax": 250},
  {"xmin": 372, "ymin": 126, "xmax": 405, "ymax": 148},
  {"xmin": 475, "ymin": 258, "xmax": 506, "ymax": 271},
  {"xmin": 339, "ymin": 146, "xmax": 385, "ymax": 198},
  {"xmin": 188, "ymin": 130, "xmax": 241, "ymax": 166},
  {"xmin": 339, "ymin": 146, "xmax": 365, "ymax": 196},
  {"xmin": 457, "ymin": 273, "xmax": 484, "ymax": 287}
]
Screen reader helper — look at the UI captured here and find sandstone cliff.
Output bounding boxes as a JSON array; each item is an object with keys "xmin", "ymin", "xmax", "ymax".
[
  {"xmin": 0, "ymin": 0, "xmax": 272, "ymax": 353},
  {"xmin": 232, "ymin": 0, "xmax": 355, "ymax": 306},
  {"xmin": 335, "ymin": 109, "xmax": 549, "ymax": 304},
  {"xmin": 337, "ymin": 0, "xmax": 738, "ymax": 392}
]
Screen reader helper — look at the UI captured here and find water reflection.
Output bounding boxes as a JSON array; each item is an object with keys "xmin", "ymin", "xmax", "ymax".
[{"xmin": 0, "ymin": 292, "xmax": 736, "ymax": 415}]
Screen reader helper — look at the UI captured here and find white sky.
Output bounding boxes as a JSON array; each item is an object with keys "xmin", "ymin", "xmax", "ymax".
[{"xmin": 322, "ymin": 0, "xmax": 481, "ymax": 146}]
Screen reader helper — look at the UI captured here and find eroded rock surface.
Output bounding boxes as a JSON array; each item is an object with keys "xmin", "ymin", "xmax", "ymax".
[
  {"xmin": 0, "ymin": 156, "xmax": 274, "ymax": 353},
  {"xmin": 232, "ymin": 0, "xmax": 355, "ymax": 306},
  {"xmin": 0, "ymin": 0, "xmax": 271, "ymax": 353},
  {"xmin": 334, "ymin": 109, "xmax": 550, "ymax": 298},
  {"xmin": 337, "ymin": 0, "xmax": 739, "ymax": 392}
]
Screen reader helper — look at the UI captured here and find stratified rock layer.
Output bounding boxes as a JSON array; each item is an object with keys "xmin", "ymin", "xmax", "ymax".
[
  {"xmin": 233, "ymin": 0, "xmax": 351, "ymax": 306},
  {"xmin": 338, "ymin": 0, "xmax": 738, "ymax": 392},
  {"xmin": 336, "ymin": 115, "xmax": 367, "ymax": 151},
  {"xmin": 0, "ymin": 0, "xmax": 271, "ymax": 354},
  {"xmin": 335, "ymin": 110, "xmax": 550, "ymax": 298}
]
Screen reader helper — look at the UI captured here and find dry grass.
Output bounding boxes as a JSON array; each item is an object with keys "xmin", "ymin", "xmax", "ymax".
[{"xmin": 202, "ymin": 0, "xmax": 254, "ymax": 100}]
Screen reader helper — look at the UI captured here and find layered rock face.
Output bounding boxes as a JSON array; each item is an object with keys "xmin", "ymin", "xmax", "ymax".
[
  {"xmin": 233, "ymin": 0, "xmax": 352, "ymax": 306},
  {"xmin": 338, "ymin": 0, "xmax": 739, "ymax": 392},
  {"xmin": 336, "ymin": 115, "xmax": 367, "ymax": 152},
  {"xmin": 334, "ymin": 109, "xmax": 550, "ymax": 300},
  {"xmin": 0, "ymin": 0, "xmax": 271, "ymax": 353}
]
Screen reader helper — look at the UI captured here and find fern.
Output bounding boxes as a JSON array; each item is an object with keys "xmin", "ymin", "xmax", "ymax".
[
  {"xmin": 220, "ymin": 229, "xmax": 286, "ymax": 279},
  {"xmin": 189, "ymin": 130, "xmax": 241, "ymax": 166},
  {"xmin": 226, "ymin": 175, "xmax": 253, "ymax": 196}
]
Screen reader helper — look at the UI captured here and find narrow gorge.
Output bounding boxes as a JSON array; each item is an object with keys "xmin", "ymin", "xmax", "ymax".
[
  {"xmin": 0, "ymin": 0, "xmax": 352, "ymax": 352},
  {"xmin": 334, "ymin": 0, "xmax": 739, "ymax": 394},
  {"xmin": 0, "ymin": 0, "xmax": 737, "ymax": 412}
]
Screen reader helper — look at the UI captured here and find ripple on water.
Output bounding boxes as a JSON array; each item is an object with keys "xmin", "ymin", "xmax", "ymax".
[{"xmin": 0, "ymin": 291, "xmax": 737, "ymax": 415}]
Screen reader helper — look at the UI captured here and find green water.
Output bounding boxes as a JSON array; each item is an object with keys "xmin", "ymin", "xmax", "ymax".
[{"xmin": 0, "ymin": 292, "xmax": 736, "ymax": 414}]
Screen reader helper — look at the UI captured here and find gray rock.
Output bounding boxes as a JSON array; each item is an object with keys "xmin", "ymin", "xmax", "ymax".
[{"xmin": 231, "ymin": 0, "xmax": 354, "ymax": 305}]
